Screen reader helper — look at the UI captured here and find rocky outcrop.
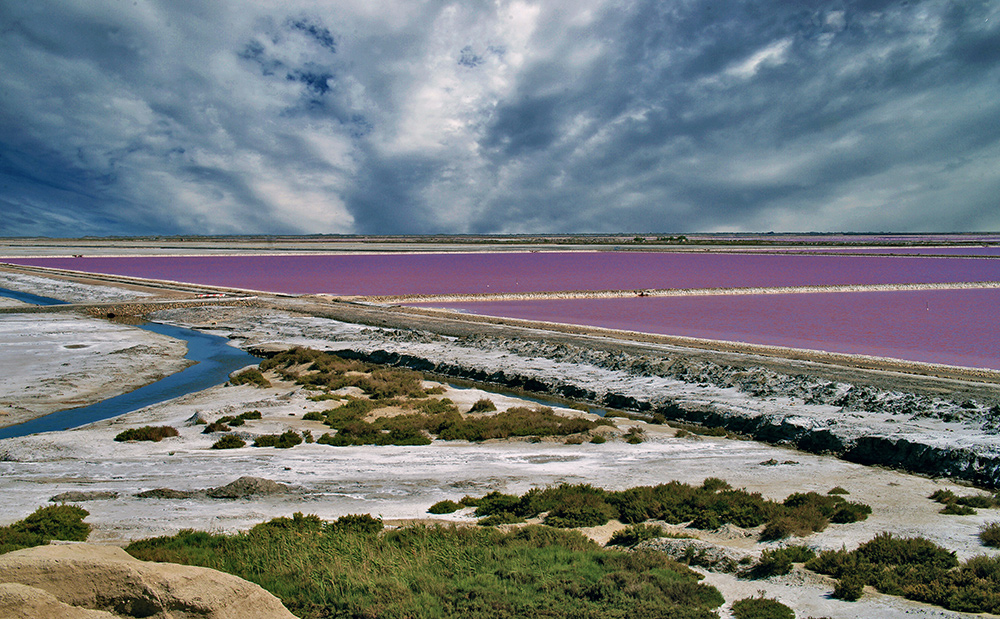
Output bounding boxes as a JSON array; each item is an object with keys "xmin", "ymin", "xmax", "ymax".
[
  {"xmin": 135, "ymin": 476, "xmax": 298, "ymax": 501},
  {"xmin": 0, "ymin": 543, "xmax": 298, "ymax": 618}
]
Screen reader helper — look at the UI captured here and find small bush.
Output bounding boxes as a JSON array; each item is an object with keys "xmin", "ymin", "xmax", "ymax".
[
  {"xmin": 240, "ymin": 410, "xmax": 262, "ymax": 420},
  {"xmin": 590, "ymin": 435, "xmax": 607, "ymax": 444},
  {"xmin": 478, "ymin": 512, "xmax": 525, "ymax": 526},
  {"xmin": 202, "ymin": 422, "xmax": 230, "ymax": 433},
  {"xmin": 211, "ymin": 435, "xmax": 245, "ymax": 449},
  {"xmin": 745, "ymin": 546, "xmax": 815, "ymax": 579},
  {"xmin": 469, "ymin": 398, "xmax": 497, "ymax": 413},
  {"xmin": 957, "ymin": 495, "xmax": 996, "ymax": 509},
  {"xmin": 828, "ymin": 486, "xmax": 849, "ymax": 495},
  {"xmin": 941, "ymin": 503, "xmax": 976, "ymax": 515},
  {"xmin": 302, "ymin": 411, "xmax": 324, "ymax": 421},
  {"xmin": 229, "ymin": 367, "xmax": 271, "ymax": 388},
  {"xmin": 327, "ymin": 514, "xmax": 384, "ymax": 535},
  {"xmin": 607, "ymin": 523, "xmax": 666, "ymax": 547},
  {"xmin": 253, "ymin": 431, "xmax": 303, "ymax": 449},
  {"xmin": 114, "ymin": 426, "xmax": 179, "ymax": 442},
  {"xmin": 624, "ymin": 426, "xmax": 646, "ymax": 444},
  {"xmin": 428, "ymin": 500, "xmax": 463, "ymax": 514},
  {"xmin": 731, "ymin": 596, "xmax": 795, "ymax": 619},
  {"xmin": 981, "ymin": 522, "xmax": 1000, "ymax": 547},
  {"xmin": 832, "ymin": 574, "xmax": 864, "ymax": 601},
  {"xmin": 929, "ymin": 489, "xmax": 957, "ymax": 504},
  {"xmin": 702, "ymin": 477, "xmax": 732, "ymax": 492}
]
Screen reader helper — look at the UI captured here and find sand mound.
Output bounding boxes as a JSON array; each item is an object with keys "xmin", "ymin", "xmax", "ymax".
[{"xmin": 0, "ymin": 543, "xmax": 297, "ymax": 618}]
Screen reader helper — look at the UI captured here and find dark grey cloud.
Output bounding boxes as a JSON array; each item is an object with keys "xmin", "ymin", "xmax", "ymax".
[{"xmin": 0, "ymin": 0, "xmax": 998, "ymax": 236}]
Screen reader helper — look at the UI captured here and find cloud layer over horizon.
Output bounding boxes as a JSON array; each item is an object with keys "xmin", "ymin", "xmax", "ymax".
[{"xmin": 1, "ymin": 0, "xmax": 999, "ymax": 236}]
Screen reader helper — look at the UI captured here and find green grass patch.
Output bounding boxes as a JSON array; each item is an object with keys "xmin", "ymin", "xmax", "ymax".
[
  {"xmin": 731, "ymin": 596, "xmax": 795, "ymax": 619},
  {"xmin": 211, "ymin": 434, "xmax": 246, "ymax": 449},
  {"xmin": 114, "ymin": 425, "xmax": 179, "ymax": 442},
  {"xmin": 253, "ymin": 430, "xmax": 305, "ymax": 449},
  {"xmin": 428, "ymin": 500, "xmax": 463, "ymax": 514},
  {"xmin": 981, "ymin": 522, "xmax": 1000, "ymax": 548},
  {"xmin": 0, "ymin": 505, "xmax": 91, "ymax": 554},
  {"xmin": 125, "ymin": 514, "xmax": 723, "ymax": 619},
  {"xmin": 803, "ymin": 532, "xmax": 1000, "ymax": 612},
  {"xmin": 229, "ymin": 368, "xmax": 271, "ymax": 388},
  {"xmin": 469, "ymin": 398, "xmax": 497, "ymax": 412},
  {"xmin": 466, "ymin": 480, "xmax": 870, "ymax": 539}
]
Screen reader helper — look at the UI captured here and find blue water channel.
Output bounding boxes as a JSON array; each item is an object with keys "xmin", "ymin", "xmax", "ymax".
[
  {"xmin": 0, "ymin": 287, "xmax": 68, "ymax": 306},
  {"xmin": 0, "ymin": 288, "xmax": 257, "ymax": 440}
]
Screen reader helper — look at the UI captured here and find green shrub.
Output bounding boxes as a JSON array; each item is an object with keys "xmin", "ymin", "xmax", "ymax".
[
  {"xmin": 828, "ymin": 486, "xmax": 849, "ymax": 495},
  {"xmin": 428, "ymin": 500, "xmax": 463, "ymax": 514},
  {"xmin": 469, "ymin": 398, "xmax": 497, "ymax": 412},
  {"xmin": 302, "ymin": 411, "xmax": 324, "ymax": 421},
  {"xmin": 590, "ymin": 435, "xmax": 607, "ymax": 444},
  {"xmin": 253, "ymin": 431, "xmax": 303, "ymax": 449},
  {"xmin": 478, "ymin": 512, "xmax": 526, "ymax": 526},
  {"xmin": 957, "ymin": 494, "xmax": 996, "ymax": 508},
  {"xmin": 929, "ymin": 489, "xmax": 957, "ymax": 504},
  {"xmin": 980, "ymin": 522, "xmax": 1000, "ymax": 548},
  {"xmin": 702, "ymin": 477, "xmax": 732, "ymax": 492},
  {"xmin": 607, "ymin": 523, "xmax": 667, "ymax": 547},
  {"xmin": 624, "ymin": 426, "xmax": 646, "ymax": 444},
  {"xmin": 731, "ymin": 596, "xmax": 795, "ymax": 619},
  {"xmin": 941, "ymin": 503, "xmax": 976, "ymax": 515},
  {"xmin": 326, "ymin": 514, "xmax": 383, "ymax": 535},
  {"xmin": 0, "ymin": 505, "xmax": 91, "ymax": 553},
  {"xmin": 240, "ymin": 410, "xmax": 262, "ymax": 420},
  {"xmin": 745, "ymin": 546, "xmax": 815, "ymax": 579},
  {"xmin": 114, "ymin": 426, "xmax": 179, "ymax": 442},
  {"xmin": 832, "ymin": 574, "xmax": 865, "ymax": 601},
  {"xmin": 229, "ymin": 368, "xmax": 271, "ymax": 388},
  {"xmin": 202, "ymin": 422, "xmax": 230, "ymax": 433},
  {"xmin": 211, "ymin": 435, "xmax": 246, "ymax": 449}
]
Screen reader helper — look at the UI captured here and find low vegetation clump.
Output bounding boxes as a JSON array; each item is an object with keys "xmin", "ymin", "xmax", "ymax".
[
  {"xmin": 428, "ymin": 500, "xmax": 463, "ymax": 514},
  {"xmin": 730, "ymin": 596, "xmax": 795, "ymax": 619},
  {"xmin": 805, "ymin": 532, "xmax": 1000, "ymax": 613},
  {"xmin": 252, "ymin": 349, "xmax": 613, "ymax": 447},
  {"xmin": 469, "ymin": 398, "xmax": 497, "ymax": 412},
  {"xmin": 607, "ymin": 523, "xmax": 676, "ymax": 547},
  {"xmin": 981, "ymin": 522, "xmax": 1000, "ymax": 548},
  {"xmin": 466, "ymin": 480, "xmax": 870, "ymax": 538},
  {"xmin": 203, "ymin": 411, "xmax": 262, "ymax": 433},
  {"xmin": 743, "ymin": 546, "xmax": 816, "ymax": 579},
  {"xmin": 211, "ymin": 435, "xmax": 246, "ymax": 449},
  {"xmin": 253, "ymin": 430, "xmax": 305, "ymax": 449},
  {"xmin": 125, "ymin": 513, "xmax": 724, "ymax": 619},
  {"xmin": 827, "ymin": 486, "xmax": 849, "ymax": 495},
  {"xmin": 229, "ymin": 368, "xmax": 271, "ymax": 388},
  {"xmin": 929, "ymin": 489, "xmax": 999, "ymax": 515},
  {"xmin": 0, "ymin": 505, "xmax": 91, "ymax": 553},
  {"xmin": 623, "ymin": 426, "xmax": 646, "ymax": 444},
  {"xmin": 114, "ymin": 425, "xmax": 179, "ymax": 442}
]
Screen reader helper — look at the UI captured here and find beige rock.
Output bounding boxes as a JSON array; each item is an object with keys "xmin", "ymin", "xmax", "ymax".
[
  {"xmin": 0, "ymin": 543, "xmax": 298, "ymax": 619},
  {"xmin": 0, "ymin": 582, "xmax": 117, "ymax": 619}
]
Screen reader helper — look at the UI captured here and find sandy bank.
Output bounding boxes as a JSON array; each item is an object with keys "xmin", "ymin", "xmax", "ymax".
[{"xmin": 0, "ymin": 314, "xmax": 191, "ymax": 428}]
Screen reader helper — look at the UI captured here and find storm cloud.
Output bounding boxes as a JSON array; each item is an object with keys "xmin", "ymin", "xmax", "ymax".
[{"xmin": 1, "ymin": 0, "xmax": 998, "ymax": 235}]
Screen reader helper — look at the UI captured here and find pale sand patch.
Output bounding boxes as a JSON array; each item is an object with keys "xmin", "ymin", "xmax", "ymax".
[{"xmin": 0, "ymin": 314, "xmax": 191, "ymax": 427}]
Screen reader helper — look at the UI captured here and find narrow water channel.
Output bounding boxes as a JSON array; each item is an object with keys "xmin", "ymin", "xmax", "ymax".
[{"xmin": 0, "ymin": 287, "xmax": 257, "ymax": 439}]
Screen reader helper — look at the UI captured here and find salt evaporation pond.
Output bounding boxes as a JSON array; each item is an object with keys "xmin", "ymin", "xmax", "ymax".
[
  {"xmin": 417, "ymin": 287, "xmax": 1000, "ymax": 371},
  {"xmin": 5, "ymin": 252, "xmax": 1000, "ymax": 296}
]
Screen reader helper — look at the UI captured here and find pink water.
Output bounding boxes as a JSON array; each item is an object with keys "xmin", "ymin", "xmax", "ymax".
[
  {"xmin": 419, "ymin": 288, "xmax": 1000, "ymax": 370},
  {"xmin": 5, "ymin": 253, "xmax": 999, "ymax": 296}
]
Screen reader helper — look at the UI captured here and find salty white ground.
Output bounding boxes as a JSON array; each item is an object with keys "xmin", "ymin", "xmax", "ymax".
[
  {"xmin": 0, "ymin": 313, "xmax": 190, "ymax": 426},
  {"xmin": 0, "ymin": 270, "xmax": 153, "ymax": 303},
  {"xmin": 0, "ymin": 274, "xmax": 997, "ymax": 618}
]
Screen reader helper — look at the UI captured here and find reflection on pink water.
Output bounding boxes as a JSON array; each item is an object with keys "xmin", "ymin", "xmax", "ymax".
[
  {"xmin": 418, "ymin": 288, "xmax": 1000, "ymax": 370},
  {"xmin": 5, "ymin": 253, "xmax": 1000, "ymax": 296}
]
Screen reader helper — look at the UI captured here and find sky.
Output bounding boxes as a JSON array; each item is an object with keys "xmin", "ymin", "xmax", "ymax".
[{"xmin": 1, "ymin": 1, "xmax": 999, "ymax": 237}]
